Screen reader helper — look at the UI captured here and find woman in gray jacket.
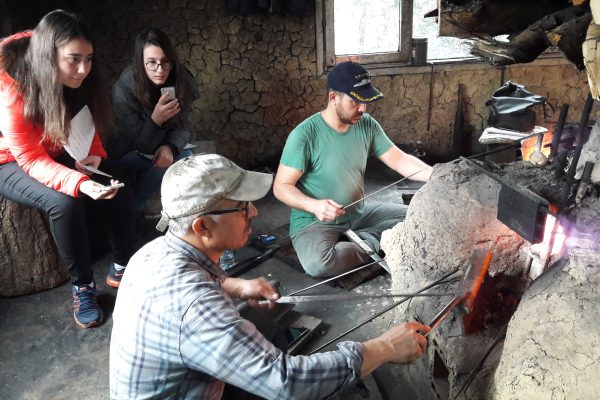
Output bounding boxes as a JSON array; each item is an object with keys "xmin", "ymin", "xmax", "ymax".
[{"xmin": 108, "ymin": 27, "xmax": 199, "ymax": 210}]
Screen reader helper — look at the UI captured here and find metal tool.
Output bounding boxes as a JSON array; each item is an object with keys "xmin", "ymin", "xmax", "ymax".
[
  {"xmin": 261, "ymin": 292, "xmax": 453, "ymax": 305},
  {"xmin": 344, "ymin": 228, "xmax": 390, "ymax": 273},
  {"xmin": 287, "ymin": 259, "xmax": 381, "ymax": 296},
  {"xmin": 564, "ymin": 93, "xmax": 594, "ymax": 208},
  {"xmin": 575, "ymin": 161, "xmax": 595, "ymax": 204},
  {"xmin": 550, "ymin": 103, "xmax": 569, "ymax": 160},
  {"xmin": 278, "ymin": 169, "xmax": 426, "ymax": 242},
  {"xmin": 342, "ymin": 168, "xmax": 425, "ymax": 210},
  {"xmin": 308, "ymin": 267, "xmax": 461, "ymax": 355},
  {"xmin": 463, "ymin": 157, "xmax": 549, "ymax": 244},
  {"xmin": 425, "ymin": 250, "xmax": 492, "ymax": 337},
  {"xmin": 227, "ymin": 247, "xmax": 279, "ymax": 277}
]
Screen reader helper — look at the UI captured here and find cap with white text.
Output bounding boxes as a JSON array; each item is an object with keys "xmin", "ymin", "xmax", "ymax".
[{"xmin": 327, "ymin": 61, "xmax": 384, "ymax": 103}]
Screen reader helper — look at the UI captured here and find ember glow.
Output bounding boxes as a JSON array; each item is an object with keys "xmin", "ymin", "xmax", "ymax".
[
  {"xmin": 521, "ymin": 131, "xmax": 553, "ymax": 161},
  {"xmin": 531, "ymin": 213, "xmax": 566, "ymax": 258}
]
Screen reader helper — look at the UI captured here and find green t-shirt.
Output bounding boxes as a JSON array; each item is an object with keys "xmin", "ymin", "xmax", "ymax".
[{"xmin": 280, "ymin": 112, "xmax": 393, "ymax": 236}]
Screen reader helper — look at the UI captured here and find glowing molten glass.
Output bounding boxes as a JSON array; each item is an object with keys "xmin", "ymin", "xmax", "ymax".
[{"xmin": 531, "ymin": 213, "xmax": 566, "ymax": 259}]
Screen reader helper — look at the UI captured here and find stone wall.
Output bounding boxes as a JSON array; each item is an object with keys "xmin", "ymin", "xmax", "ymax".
[{"xmin": 2, "ymin": 0, "xmax": 596, "ymax": 167}]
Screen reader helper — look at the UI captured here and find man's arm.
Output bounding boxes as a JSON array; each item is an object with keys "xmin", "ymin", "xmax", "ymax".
[
  {"xmin": 378, "ymin": 145, "xmax": 433, "ymax": 182},
  {"xmin": 360, "ymin": 322, "xmax": 430, "ymax": 377},
  {"xmin": 273, "ymin": 164, "xmax": 345, "ymax": 222}
]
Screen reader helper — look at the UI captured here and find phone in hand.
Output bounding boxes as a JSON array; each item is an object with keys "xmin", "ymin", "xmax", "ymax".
[
  {"xmin": 99, "ymin": 182, "xmax": 125, "ymax": 191},
  {"xmin": 160, "ymin": 86, "xmax": 176, "ymax": 101}
]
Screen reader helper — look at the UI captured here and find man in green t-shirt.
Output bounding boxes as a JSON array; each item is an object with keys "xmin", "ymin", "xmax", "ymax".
[{"xmin": 274, "ymin": 61, "xmax": 433, "ymax": 277}]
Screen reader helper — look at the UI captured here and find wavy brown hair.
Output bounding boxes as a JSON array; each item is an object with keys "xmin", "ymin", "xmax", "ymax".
[
  {"xmin": 131, "ymin": 27, "xmax": 191, "ymax": 127},
  {"xmin": 0, "ymin": 10, "xmax": 111, "ymax": 144}
]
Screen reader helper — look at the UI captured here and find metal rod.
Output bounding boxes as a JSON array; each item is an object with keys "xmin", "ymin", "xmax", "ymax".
[
  {"xmin": 342, "ymin": 169, "xmax": 424, "ymax": 210},
  {"xmin": 288, "ymin": 259, "xmax": 380, "ymax": 296},
  {"xmin": 307, "ymin": 268, "xmax": 460, "ymax": 355},
  {"xmin": 466, "ymin": 132, "xmax": 538, "ymax": 160},
  {"xmin": 564, "ymin": 93, "xmax": 594, "ymax": 207},
  {"xmin": 451, "ymin": 324, "xmax": 508, "ymax": 400},
  {"xmin": 262, "ymin": 292, "xmax": 453, "ymax": 305},
  {"xmin": 424, "ymin": 297, "xmax": 463, "ymax": 337},
  {"xmin": 427, "ymin": 63, "xmax": 435, "ymax": 131},
  {"xmin": 550, "ymin": 103, "xmax": 569, "ymax": 159},
  {"xmin": 287, "ymin": 169, "xmax": 425, "ymax": 239}
]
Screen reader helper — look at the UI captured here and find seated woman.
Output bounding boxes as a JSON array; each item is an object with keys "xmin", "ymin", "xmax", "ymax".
[
  {"xmin": 107, "ymin": 27, "xmax": 199, "ymax": 211},
  {"xmin": 0, "ymin": 10, "xmax": 135, "ymax": 328}
]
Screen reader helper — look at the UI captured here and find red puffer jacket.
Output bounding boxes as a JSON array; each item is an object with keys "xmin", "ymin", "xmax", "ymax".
[{"xmin": 0, "ymin": 31, "xmax": 107, "ymax": 197}]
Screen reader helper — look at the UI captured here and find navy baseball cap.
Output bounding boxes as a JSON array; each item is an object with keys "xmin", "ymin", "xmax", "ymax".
[{"xmin": 327, "ymin": 61, "xmax": 384, "ymax": 103}]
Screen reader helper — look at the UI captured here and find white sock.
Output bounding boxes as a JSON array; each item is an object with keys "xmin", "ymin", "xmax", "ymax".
[{"xmin": 113, "ymin": 263, "xmax": 126, "ymax": 272}]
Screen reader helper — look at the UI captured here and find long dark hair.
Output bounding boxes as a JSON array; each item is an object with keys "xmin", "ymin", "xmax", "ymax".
[
  {"xmin": 0, "ymin": 10, "xmax": 111, "ymax": 144},
  {"xmin": 132, "ymin": 27, "xmax": 191, "ymax": 126}
]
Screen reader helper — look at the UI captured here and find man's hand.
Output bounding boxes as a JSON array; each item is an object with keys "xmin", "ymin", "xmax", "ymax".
[
  {"xmin": 75, "ymin": 155, "xmax": 102, "ymax": 175},
  {"xmin": 222, "ymin": 277, "xmax": 280, "ymax": 309},
  {"xmin": 151, "ymin": 92, "xmax": 180, "ymax": 126},
  {"xmin": 361, "ymin": 322, "xmax": 430, "ymax": 377},
  {"xmin": 152, "ymin": 145, "xmax": 174, "ymax": 168},
  {"xmin": 310, "ymin": 199, "xmax": 345, "ymax": 222}
]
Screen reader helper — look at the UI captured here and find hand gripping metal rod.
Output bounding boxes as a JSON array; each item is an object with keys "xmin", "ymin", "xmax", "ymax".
[
  {"xmin": 288, "ymin": 169, "xmax": 426, "ymax": 238},
  {"xmin": 307, "ymin": 267, "xmax": 460, "ymax": 355}
]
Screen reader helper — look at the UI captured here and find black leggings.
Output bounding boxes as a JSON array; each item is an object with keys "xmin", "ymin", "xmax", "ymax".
[{"xmin": 0, "ymin": 156, "xmax": 135, "ymax": 286}]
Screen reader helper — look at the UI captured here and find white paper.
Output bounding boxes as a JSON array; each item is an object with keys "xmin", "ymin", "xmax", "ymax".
[
  {"xmin": 479, "ymin": 126, "xmax": 548, "ymax": 144},
  {"xmin": 63, "ymin": 105, "xmax": 112, "ymax": 177},
  {"xmin": 79, "ymin": 164, "xmax": 112, "ymax": 177},
  {"xmin": 64, "ymin": 106, "xmax": 95, "ymax": 161}
]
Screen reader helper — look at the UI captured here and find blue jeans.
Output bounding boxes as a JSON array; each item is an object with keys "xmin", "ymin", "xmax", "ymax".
[{"xmin": 115, "ymin": 149, "xmax": 192, "ymax": 210}]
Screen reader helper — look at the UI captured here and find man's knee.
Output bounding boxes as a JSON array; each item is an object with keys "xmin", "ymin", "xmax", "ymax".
[{"xmin": 299, "ymin": 242, "xmax": 366, "ymax": 278}]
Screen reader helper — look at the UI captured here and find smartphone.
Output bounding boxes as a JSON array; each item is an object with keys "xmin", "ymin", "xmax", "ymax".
[
  {"xmin": 99, "ymin": 182, "xmax": 125, "ymax": 191},
  {"xmin": 284, "ymin": 326, "xmax": 310, "ymax": 348},
  {"xmin": 160, "ymin": 86, "xmax": 176, "ymax": 100}
]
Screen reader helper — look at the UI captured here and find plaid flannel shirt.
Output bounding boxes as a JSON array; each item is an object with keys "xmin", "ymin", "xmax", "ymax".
[{"xmin": 110, "ymin": 231, "xmax": 364, "ymax": 399}]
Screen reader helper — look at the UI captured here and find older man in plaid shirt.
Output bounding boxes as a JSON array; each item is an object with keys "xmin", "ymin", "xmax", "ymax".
[{"xmin": 110, "ymin": 154, "xmax": 429, "ymax": 399}]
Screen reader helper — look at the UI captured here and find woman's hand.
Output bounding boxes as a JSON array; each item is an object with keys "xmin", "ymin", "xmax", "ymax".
[
  {"xmin": 151, "ymin": 92, "xmax": 181, "ymax": 126},
  {"xmin": 75, "ymin": 155, "xmax": 102, "ymax": 175},
  {"xmin": 79, "ymin": 179, "xmax": 121, "ymax": 200},
  {"xmin": 152, "ymin": 145, "xmax": 174, "ymax": 168}
]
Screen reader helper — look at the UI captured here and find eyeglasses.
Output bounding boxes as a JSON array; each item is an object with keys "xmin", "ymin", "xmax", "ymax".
[
  {"xmin": 144, "ymin": 60, "xmax": 173, "ymax": 72},
  {"xmin": 199, "ymin": 202, "xmax": 250, "ymax": 219}
]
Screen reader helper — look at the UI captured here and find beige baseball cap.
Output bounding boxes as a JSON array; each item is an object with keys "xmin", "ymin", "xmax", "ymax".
[{"xmin": 156, "ymin": 153, "xmax": 273, "ymax": 232}]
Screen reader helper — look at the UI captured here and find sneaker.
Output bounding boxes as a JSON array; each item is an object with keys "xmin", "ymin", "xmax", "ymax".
[
  {"xmin": 72, "ymin": 283, "xmax": 103, "ymax": 328},
  {"xmin": 106, "ymin": 264, "xmax": 125, "ymax": 288}
]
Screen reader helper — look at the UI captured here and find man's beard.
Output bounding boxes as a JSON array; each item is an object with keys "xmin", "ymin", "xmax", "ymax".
[{"xmin": 336, "ymin": 106, "xmax": 363, "ymax": 125}]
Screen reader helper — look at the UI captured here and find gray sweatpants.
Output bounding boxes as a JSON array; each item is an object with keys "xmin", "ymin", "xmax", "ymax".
[{"xmin": 291, "ymin": 202, "xmax": 407, "ymax": 277}]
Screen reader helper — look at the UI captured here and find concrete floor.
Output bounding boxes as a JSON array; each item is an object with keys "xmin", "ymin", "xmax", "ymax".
[{"xmin": 0, "ymin": 161, "xmax": 425, "ymax": 400}]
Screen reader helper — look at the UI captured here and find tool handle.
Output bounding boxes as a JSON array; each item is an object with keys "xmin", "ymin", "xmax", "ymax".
[{"xmin": 344, "ymin": 229, "xmax": 374, "ymax": 255}]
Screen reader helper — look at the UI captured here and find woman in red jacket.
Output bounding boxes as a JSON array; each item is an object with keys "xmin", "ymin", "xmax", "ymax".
[{"xmin": 0, "ymin": 10, "xmax": 135, "ymax": 328}]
